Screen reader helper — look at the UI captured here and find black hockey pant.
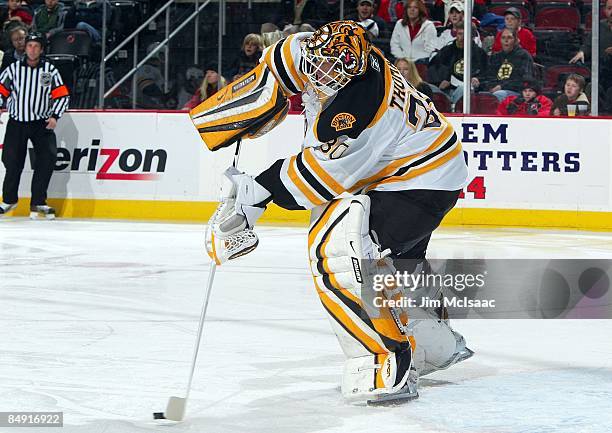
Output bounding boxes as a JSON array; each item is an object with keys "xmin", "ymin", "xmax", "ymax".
[
  {"xmin": 367, "ymin": 189, "xmax": 461, "ymax": 262},
  {"xmin": 1, "ymin": 118, "xmax": 58, "ymax": 206}
]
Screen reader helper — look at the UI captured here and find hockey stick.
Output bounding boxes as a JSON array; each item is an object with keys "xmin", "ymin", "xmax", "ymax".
[{"xmin": 154, "ymin": 140, "xmax": 242, "ymax": 422}]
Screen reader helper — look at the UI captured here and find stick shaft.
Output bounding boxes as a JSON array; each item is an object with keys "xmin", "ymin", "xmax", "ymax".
[
  {"xmin": 184, "ymin": 260, "xmax": 217, "ymax": 402},
  {"xmin": 180, "ymin": 138, "xmax": 243, "ymax": 409}
]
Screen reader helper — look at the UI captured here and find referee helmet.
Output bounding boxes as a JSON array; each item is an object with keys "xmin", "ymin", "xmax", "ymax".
[{"xmin": 25, "ymin": 32, "xmax": 46, "ymax": 50}]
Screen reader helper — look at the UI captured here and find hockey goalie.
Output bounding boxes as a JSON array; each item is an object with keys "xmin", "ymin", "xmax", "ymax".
[{"xmin": 190, "ymin": 21, "xmax": 473, "ymax": 405}]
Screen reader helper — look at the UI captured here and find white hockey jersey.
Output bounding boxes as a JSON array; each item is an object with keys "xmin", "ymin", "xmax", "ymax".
[{"xmin": 256, "ymin": 33, "xmax": 468, "ymax": 210}]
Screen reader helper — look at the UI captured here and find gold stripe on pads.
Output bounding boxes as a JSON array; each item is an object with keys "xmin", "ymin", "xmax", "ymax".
[{"xmin": 3, "ymin": 197, "xmax": 611, "ymax": 231}]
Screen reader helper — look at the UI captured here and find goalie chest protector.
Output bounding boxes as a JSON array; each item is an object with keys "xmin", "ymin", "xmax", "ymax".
[{"xmin": 189, "ymin": 62, "xmax": 289, "ymax": 151}]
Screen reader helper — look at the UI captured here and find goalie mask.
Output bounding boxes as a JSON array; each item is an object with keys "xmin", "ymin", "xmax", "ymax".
[{"xmin": 301, "ymin": 21, "xmax": 372, "ymax": 97}]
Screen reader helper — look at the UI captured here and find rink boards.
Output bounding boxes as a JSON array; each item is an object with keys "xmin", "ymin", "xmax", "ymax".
[{"xmin": 0, "ymin": 111, "xmax": 610, "ymax": 230}]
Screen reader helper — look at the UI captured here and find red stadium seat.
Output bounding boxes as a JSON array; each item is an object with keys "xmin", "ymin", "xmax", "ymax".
[
  {"xmin": 543, "ymin": 64, "xmax": 591, "ymax": 91},
  {"xmin": 455, "ymin": 93, "xmax": 500, "ymax": 114},
  {"xmin": 431, "ymin": 92, "xmax": 452, "ymax": 113},
  {"xmin": 416, "ymin": 63, "xmax": 428, "ymax": 81},
  {"xmin": 48, "ymin": 30, "xmax": 92, "ymax": 57},
  {"xmin": 535, "ymin": 6, "xmax": 580, "ymax": 30}
]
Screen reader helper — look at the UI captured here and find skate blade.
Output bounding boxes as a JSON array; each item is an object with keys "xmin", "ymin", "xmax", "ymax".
[
  {"xmin": 0, "ymin": 205, "xmax": 17, "ymax": 215},
  {"xmin": 161, "ymin": 396, "xmax": 186, "ymax": 421},
  {"xmin": 367, "ymin": 390, "xmax": 419, "ymax": 406},
  {"xmin": 419, "ymin": 347, "xmax": 475, "ymax": 377},
  {"xmin": 29, "ymin": 212, "xmax": 56, "ymax": 220}
]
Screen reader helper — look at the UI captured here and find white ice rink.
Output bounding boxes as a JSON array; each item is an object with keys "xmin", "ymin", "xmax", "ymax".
[{"xmin": 1, "ymin": 219, "xmax": 612, "ymax": 433}]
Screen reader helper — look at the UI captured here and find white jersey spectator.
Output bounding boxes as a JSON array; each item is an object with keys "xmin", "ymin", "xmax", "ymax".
[
  {"xmin": 435, "ymin": 2, "xmax": 481, "ymax": 51},
  {"xmin": 390, "ymin": 0, "xmax": 437, "ymax": 62}
]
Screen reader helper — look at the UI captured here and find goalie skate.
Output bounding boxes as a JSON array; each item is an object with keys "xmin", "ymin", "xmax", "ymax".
[
  {"xmin": 413, "ymin": 327, "xmax": 475, "ymax": 377},
  {"xmin": 367, "ymin": 365, "xmax": 419, "ymax": 406}
]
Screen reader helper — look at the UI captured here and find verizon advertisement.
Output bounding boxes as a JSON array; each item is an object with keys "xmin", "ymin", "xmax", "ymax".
[{"xmin": 0, "ymin": 111, "xmax": 611, "ymax": 214}]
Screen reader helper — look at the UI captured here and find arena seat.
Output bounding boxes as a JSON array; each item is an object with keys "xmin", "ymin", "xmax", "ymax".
[
  {"xmin": 416, "ymin": 63, "xmax": 428, "ymax": 81},
  {"xmin": 543, "ymin": 64, "xmax": 591, "ymax": 91},
  {"xmin": 431, "ymin": 91, "xmax": 452, "ymax": 113},
  {"xmin": 48, "ymin": 30, "xmax": 92, "ymax": 58},
  {"xmin": 455, "ymin": 93, "xmax": 500, "ymax": 114},
  {"xmin": 535, "ymin": 6, "xmax": 581, "ymax": 30},
  {"xmin": 534, "ymin": 28, "xmax": 580, "ymax": 64}
]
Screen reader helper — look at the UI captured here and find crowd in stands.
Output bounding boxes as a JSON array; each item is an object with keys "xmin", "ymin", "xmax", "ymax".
[
  {"xmin": 180, "ymin": 0, "xmax": 610, "ymax": 116},
  {"xmin": 0, "ymin": 0, "xmax": 610, "ymax": 116}
]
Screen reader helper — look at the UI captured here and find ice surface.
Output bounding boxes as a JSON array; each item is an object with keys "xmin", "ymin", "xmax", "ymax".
[{"xmin": 1, "ymin": 220, "xmax": 611, "ymax": 433}]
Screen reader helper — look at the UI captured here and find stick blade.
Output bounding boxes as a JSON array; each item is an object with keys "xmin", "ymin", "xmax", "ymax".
[{"xmin": 164, "ymin": 396, "xmax": 186, "ymax": 421}]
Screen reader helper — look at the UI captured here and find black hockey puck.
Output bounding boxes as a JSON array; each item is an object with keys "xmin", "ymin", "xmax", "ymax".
[{"xmin": 153, "ymin": 412, "xmax": 166, "ymax": 420}]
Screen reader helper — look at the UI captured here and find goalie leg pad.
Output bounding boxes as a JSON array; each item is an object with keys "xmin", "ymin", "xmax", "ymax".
[
  {"xmin": 308, "ymin": 197, "xmax": 417, "ymax": 400},
  {"xmin": 342, "ymin": 348, "xmax": 418, "ymax": 402}
]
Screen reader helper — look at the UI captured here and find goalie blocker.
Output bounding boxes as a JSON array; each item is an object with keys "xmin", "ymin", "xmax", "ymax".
[{"xmin": 189, "ymin": 62, "xmax": 290, "ymax": 152}]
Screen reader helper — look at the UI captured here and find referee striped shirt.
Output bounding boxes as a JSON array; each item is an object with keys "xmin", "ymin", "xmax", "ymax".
[{"xmin": 0, "ymin": 58, "xmax": 70, "ymax": 122}]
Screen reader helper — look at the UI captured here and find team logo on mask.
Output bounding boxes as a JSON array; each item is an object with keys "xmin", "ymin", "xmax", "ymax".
[
  {"xmin": 331, "ymin": 112, "xmax": 356, "ymax": 131},
  {"xmin": 40, "ymin": 72, "xmax": 52, "ymax": 88}
]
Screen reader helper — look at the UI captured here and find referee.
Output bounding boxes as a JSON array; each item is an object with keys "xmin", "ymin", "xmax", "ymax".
[{"xmin": 0, "ymin": 32, "xmax": 69, "ymax": 219}]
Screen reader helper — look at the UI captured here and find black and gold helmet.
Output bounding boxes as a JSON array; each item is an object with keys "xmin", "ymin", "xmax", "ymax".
[
  {"xmin": 25, "ymin": 32, "xmax": 46, "ymax": 50},
  {"xmin": 302, "ymin": 21, "xmax": 372, "ymax": 97}
]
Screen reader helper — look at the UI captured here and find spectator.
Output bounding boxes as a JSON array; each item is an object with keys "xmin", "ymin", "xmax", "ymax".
[
  {"xmin": 183, "ymin": 66, "xmax": 227, "ymax": 110},
  {"xmin": 390, "ymin": 0, "xmax": 437, "ymax": 63},
  {"xmin": 134, "ymin": 42, "xmax": 173, "ymax": 109},
  {"xmin": 491, "ymin": 7, "xmax": 536, "ymax": 57},
  {"xmin": 551, "ymin": 74, "xmax": 590, "ymax": 116},
  {"xmin": 428, "ymin": 21, "xmax": 487, "ymax": 104},
  {"xmin": 32, "ymin": 0, "xmax": 66, "ymax": 39},
  {"xmin": 478, "ymin": 28, "xmax": 534, "ymax": 101},
  {"xmin": 229, "ymin": 33, "xmax": 263, "ymax": 81},
  {"xmin": 294, "ymin": 0, "xmax": 330, "ymax": 28},
  {"xmin": 282, "ymin": 22, "xmax": 315, "ymax": 36},
  {"xmin": 435, "ymin": 2, "xmax": 481, "ymax": 51},
  {"xmin": 431, "ymin": 0, "xmax": 488, "ymax": 23},
  {"xmin": 5, "ymin": 0, "xmax": 33, "ymax": 27},
  {"xmin": 260, "ymin": 22, "xmax": 283, "ymax": 47},
  {"xmin": 570, "ymin": 0, "xmax": 612, "ymax": 113},
  {"xmin": 348, "ymin": 0, "xmax": 386, "ymax": 39},
  {"xmin": 177, "ymin": 66, "xmax": 204, "ymax": 109},
  {"xmin": 394, "ymin": 57, "xmax": 434, "ymax": 99},
  {"xmin": 65, "ymin": 0, "xmax": 111, "ymax": 43},
  {"xmin": 497, "ymin": 78, "xmax": 552, "ymax": 116},
  {"xmin": 0, "ymin": 25, "xmax": 26, "ymax": 74}
]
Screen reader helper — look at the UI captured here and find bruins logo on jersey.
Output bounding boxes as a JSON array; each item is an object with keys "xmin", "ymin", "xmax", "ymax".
[
  {"xmin": 497, "ymin": 60, "xmax": 513, "ymax": 80},
  {"xmin": 305, "ymin": 21, "xmax": 371, "ymax": 76},
  {"xmin": 454, "ymin": 59, "xmax": 464, "ymax": 77},
  {"xmin": 331, "ymin": 112, "xmax": 356, "ymax": 131}
]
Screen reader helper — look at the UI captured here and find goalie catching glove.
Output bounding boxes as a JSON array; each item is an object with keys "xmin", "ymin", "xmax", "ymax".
[{"xmin": 205, "ymin": 167, "xmax": 271, "ymax": 264}]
